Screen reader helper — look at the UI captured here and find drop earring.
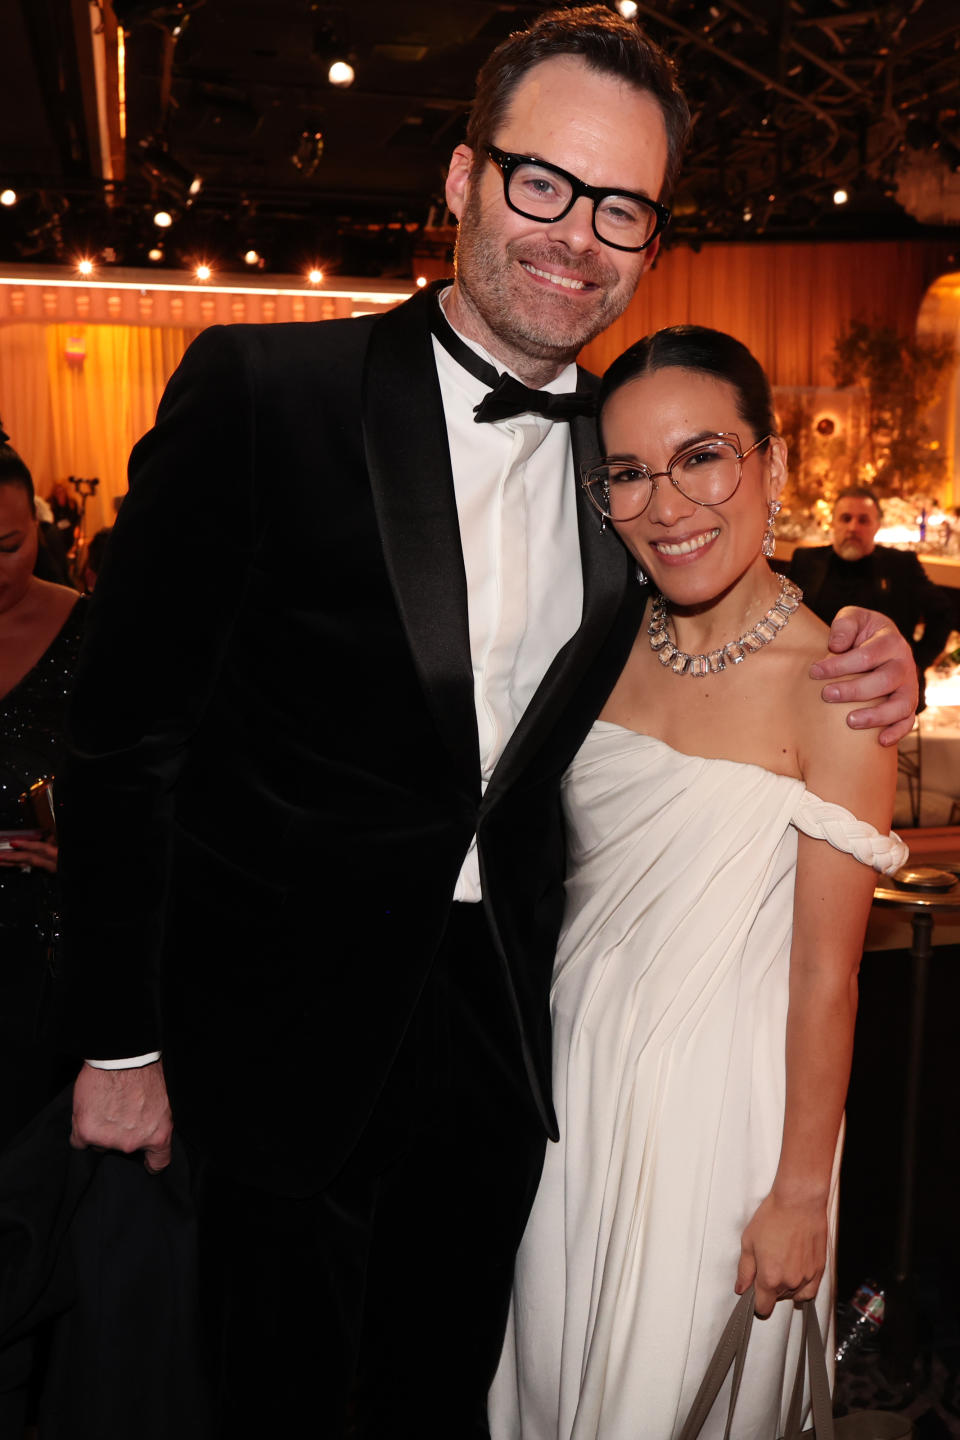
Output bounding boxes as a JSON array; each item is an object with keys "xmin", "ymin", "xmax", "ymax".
[
  {"xmin": 635, "ymin": 563, "xmax": 648, "ymax": 586},
  {"xmin": 762, "ymin": 499, "xmax": 781, "ymax": 558}
]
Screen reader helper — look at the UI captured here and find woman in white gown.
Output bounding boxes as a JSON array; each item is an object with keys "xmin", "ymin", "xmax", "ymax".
[{"xmin": 489, "ymin": 327, "xmax": 904, "ymax": 1440}]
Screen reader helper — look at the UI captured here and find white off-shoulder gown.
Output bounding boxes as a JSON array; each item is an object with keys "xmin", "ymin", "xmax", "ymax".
[{"xmin": 490, "ymin": 721, "xmax": 907, "ymax": 1440}]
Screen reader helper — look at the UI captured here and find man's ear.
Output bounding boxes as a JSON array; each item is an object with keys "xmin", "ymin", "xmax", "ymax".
[{"xmin": 445, "ymin": 145, "xmax": 475, "ymax": 220}]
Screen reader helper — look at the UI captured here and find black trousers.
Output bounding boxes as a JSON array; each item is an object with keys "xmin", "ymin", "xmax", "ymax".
[{"xmin": 192, "ymin": 903, "xmax": 548, "ymax": 1439}]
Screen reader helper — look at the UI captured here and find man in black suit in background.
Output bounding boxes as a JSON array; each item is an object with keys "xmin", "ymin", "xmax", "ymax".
[
  {"xmin": 57, "ymin": 8, "xmax": 916, "ymax": 1436},
  {"xmin": 790, "ymin": 486, "xmax": 953, "ymax": 709}
]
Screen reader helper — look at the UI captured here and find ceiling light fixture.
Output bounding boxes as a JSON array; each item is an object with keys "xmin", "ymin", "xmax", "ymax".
[
  {"xmin": 328, "ymin": 61, "xmax": 355, "ymax": 88},
  {"xmin": 307, "ymin": 268, "xmax": 324, "ymax": 284},
  {"xmin": 616, "ymin": 0, "xmax": 639, "ymax": 16},
  {"xmin": 153, "ymin": 209, "xmax": 174, "ymax": 228},
  {"xmin": 415, "ymin": 276, "xmax": 428, "ymax": 288},
  {"xmin": 833, "ymin": 188, "xmax": 849, "ymax": 205},
  {"xmin": 244, "ymin": 249, "xmax": 261, "ymax": 266},
  {"xmin": 148, "ymin": 245, "xmax": 164, "ymax": 262},
  {"xmin": 77, "ymin": 258, "xmax": 95, "ymax": 276},
  {"xmin": 0, "ymin": 189, "xmax": 17, "ymax": 208},
  {"xmin": 195, "ymin": 263, "xmax": 212, "ymax": 281},
  {"xmin": 291, "ymin": 130, "xmax": 325, "ymax": 177}
]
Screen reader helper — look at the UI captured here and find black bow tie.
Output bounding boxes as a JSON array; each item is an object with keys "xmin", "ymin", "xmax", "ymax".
[{"xmin": 430, "ymin": 296, "xmax": 595, "ymax": 426}]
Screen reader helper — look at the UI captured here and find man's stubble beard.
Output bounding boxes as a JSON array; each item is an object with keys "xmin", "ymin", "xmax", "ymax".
[
  {"xmin": 453, "ymin": 186, "xmax": 636, "ymax": 366},
  {"xmin": 836, "ymin": 539, "xmax": 872, "ymax": 561}
]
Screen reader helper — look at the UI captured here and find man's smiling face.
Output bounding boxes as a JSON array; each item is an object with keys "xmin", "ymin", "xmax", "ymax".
[{"xmin": 444, "ymin": 55, "xmax": 668, "ymax": 381}]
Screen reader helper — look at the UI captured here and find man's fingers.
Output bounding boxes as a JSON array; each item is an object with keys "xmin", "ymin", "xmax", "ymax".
[
  {"xmin": 817, "ymin": 659, "xmax": 901, "ymax": 701},
  {"xmin": 143, "ymin": 1143, "xmax": 173, "ymax": 1175},
  {"xmin": 879, "ymin": 714, "xmax": 917, "ymax": 748}
]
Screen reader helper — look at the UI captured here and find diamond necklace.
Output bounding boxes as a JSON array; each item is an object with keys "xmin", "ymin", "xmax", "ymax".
[{"xmin": 648, "ymin": 573, "xmax": 803, "ymax": 678}]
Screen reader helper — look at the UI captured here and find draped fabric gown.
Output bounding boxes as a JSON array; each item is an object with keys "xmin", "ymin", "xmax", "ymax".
[{"xmin": 490, "ymin": 720, "xmax": 906, "ymax": 1440}]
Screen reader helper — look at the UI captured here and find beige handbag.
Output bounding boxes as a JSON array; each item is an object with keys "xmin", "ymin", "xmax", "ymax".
[{"xmin": 676, "ymin": 1285, "xmax": 913, "ymax": 1439}]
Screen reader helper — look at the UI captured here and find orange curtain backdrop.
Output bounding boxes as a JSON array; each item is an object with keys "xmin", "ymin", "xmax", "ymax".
[
  {"xmin": 0, "ymin": 322, "xmax": 200, "ymax": 534},
  {"xmin": 0, "ymin": 324, "xmax": 58, "ymax": 495},
  {"xmin": 579, "ymin": 239, "xmax": 957, "ymax": 389}
]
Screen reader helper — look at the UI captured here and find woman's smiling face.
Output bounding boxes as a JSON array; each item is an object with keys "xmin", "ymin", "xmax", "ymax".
[{"xmin": 599, "ymin": 365, "xmax": 786, "ymax": 608}]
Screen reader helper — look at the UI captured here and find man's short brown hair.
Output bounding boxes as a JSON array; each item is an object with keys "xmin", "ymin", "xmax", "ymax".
[{"xmin": 465, "ymin": 5, "xmax": 691, "ymax": 204}]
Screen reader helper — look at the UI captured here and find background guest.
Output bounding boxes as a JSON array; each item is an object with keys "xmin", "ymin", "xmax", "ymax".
[
  {"xmin": 790, "ymin": 486, "xmax": 953, "ymax": 710},
  {"xmin": 0, "ymin": 432, "xmax": 84, "ymax": 1436}
]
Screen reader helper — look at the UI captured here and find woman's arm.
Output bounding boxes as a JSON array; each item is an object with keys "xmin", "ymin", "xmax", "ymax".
[{"xmin": 737, "ymin": 691, "xmax": 897, "ymax": 1316}]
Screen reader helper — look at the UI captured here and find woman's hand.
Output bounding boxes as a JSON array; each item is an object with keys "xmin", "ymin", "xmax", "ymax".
[
  {"xmin": 0, "ymin": 836, "xmax": 59, "ymax": 873},
  {"xmin": 736, "ymin": 1191, "xmax": 827, "ymax": 1317}
]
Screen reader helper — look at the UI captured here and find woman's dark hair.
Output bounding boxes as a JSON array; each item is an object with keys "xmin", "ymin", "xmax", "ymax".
[
  {"xmin": 599, "ymin": 325, "xmax": 777, "ymax": 449},
  {"xmin": 0, "ymin": 438, "xmax": 36, "ymax": 513},
  {"xmin": 466, "ymin": 5, "xmax": 691, "ymax": 204}
]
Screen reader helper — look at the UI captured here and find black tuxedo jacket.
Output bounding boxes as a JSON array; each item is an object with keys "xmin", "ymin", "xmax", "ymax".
[{"xmin": 57, "ymin": 283, "xmax": 645, "ymax": 1195}]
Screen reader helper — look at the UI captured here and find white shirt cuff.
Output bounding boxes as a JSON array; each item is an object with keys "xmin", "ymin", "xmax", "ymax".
[{"xmin": 85, "ymin": 1051, "xmax": 162, "ymax": 1070}]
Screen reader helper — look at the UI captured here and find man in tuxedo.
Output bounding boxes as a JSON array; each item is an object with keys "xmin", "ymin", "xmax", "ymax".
[
  {"xmin": 58, "ymin": 7, "xmax": 916, "ymax": 1436},
  {"xmin": 790, "ymin": 487, "xmax": 953, "ymax": 709}
]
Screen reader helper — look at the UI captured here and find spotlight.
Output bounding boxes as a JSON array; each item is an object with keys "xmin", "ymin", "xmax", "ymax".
[
  {"xmin": 243, "ymin": 249, "xmax": 261, "ymax": 266},
  {"xmin": 616, "ymin": 0, "xmax": 638, "ymax": 16},
  {"xmin": 0, "ymin": 189, "xmax": 17, "ymax": 207},
  {"xmin": 307, "ymin": 268, "xmax": 324, "ymax": 284},
  {"xmin": 833, "ymin": 188, "xmax": 849, "ymax": 205},
  {"xmin": 328, "ymin": 60, "xmax": 355, "ymax": 87},
  {"xmin": 148, "ymin": 245, "xmax": 164, "ymax": 262},
  {"xmin": 742, "ymin": 204, "xmax": 753, "ymax": 221},
  {"xmin": 195, "ymin": 263, "xmax": 212, "ymax": 281},
  {"xmin": 415, "ymin": 276, "xmax": 427, "ymax": 288},
  {"xmin": 153, "ymin": 209, "xmax": 174, "ymax": 228},
  {"xmin": 77, "ymin": 258, "xmax": 95, "ymax": 276}
]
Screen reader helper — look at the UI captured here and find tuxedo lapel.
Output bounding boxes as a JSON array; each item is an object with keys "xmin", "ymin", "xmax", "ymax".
[
  {"xmin": 362, "ymin": 286, "xmax": 480, "ymax": 796},
  {"xmin": 484, "ymin": 396, "xmax": 638, "ymax": 803}
]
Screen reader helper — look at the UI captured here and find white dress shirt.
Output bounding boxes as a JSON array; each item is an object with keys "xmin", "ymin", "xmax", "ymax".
[{"xmin": 433, "ymin": 295, "xmax": 584, "ymax": 901}]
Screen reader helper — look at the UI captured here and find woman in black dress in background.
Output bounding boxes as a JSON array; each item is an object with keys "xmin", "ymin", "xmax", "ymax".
[
  {"xmin": 0, "ymin": 434, "xmax": 85, "ymax": 1143},
  {"xmin": 0, "ymin": 434, "xmax": 84, "ymax": 1436}
]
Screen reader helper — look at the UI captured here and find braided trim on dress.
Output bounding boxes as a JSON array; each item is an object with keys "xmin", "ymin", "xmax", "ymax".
[{"xmin": 792, "ymin": 793, "xmax": 908, "ymax": 876}]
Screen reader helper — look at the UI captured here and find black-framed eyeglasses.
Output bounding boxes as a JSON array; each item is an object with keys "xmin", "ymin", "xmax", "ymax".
[
  {"xmin": 582, "ymin": 433, "xmax": 772, "ymax": 521},
  {"xmin": 485, "ymin": 145, "xmax": 670, "ymax": 253}
]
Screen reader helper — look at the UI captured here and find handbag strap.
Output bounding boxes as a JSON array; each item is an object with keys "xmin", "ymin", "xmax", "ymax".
[
  {"xmin": 677, "ymin": 1289, "xmax": 836, "ymax": 1440},
  {"xmin": 783, "ymin": 1301, "xmax": 835, "ymax": 1440},
  {"xmin": 675, "ymin": 1287, "xmax": 756, "ymax": 1440}
]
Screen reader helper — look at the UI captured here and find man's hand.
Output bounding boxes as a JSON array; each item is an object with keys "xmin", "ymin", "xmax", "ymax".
[
  {"xmin": 71, "ymin": 1058, "xmax": 174, "ymax": 1174},
  {"xmin": 0, "ymin": 837, "xmax": 58, "ymax": 873},
  {"xmin": 809, "ymin": 606, "xmax": 918, "ymax": 747}
]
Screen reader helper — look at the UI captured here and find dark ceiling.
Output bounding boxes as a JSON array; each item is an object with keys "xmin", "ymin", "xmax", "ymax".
[{"xmin": 2, "ymin": 0, "xmax": 960, "ymax": 279}]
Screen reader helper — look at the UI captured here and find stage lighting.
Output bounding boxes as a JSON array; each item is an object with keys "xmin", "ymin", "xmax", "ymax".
[
  {"xmin": 328, "ymin": 61, "xmax": 355, "ymax": 87},
  {"xmin": 0, "ymin": 189, "xmax": 17, "ymax": 207}
]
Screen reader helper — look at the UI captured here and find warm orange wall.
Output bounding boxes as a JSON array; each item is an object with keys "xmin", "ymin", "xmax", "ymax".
[{"xmin": 579, "ymin": 239, "xmax": 957, "ymax": 388}]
